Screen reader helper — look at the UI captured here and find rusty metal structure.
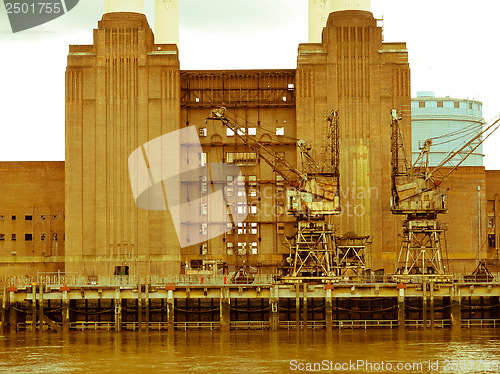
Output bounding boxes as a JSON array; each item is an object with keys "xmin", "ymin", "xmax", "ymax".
[
  {"xmin": 391, "ymin": 109, "xmax": 500, "ymax": 278},
  {"xmin": 207, "ymin": 108, "xmax": 359, "ymax": 281}
]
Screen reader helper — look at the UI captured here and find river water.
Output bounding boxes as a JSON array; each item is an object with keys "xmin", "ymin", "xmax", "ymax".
[{"xmin": 0, "ymin": 329, "xmax": 499, "ymax": 373}]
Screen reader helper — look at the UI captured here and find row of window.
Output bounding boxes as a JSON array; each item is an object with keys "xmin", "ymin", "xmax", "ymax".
[
  {"xmin": 199, "ymin": 241, "xmax": 259, "ymax": 255},
  {"xmin": 226, "ymin": 242, "xmax": 258, "ymax": 255},
  {"xmin": 0, "ymin": 233, "xmax": 58, "ymax": 241},
  {"xmin": 0, "ymin": 215, "xmax": 60, "ymax": 221},
  {"xmin": 417, "ymin": 101, "xmax": 479, "ymax": 110},
  {"xmin": 199, "ymin": 126, "xmax": 286, "ymax": 137},
  {"xmin": 197, "ymin": 151, "xmax": 290, "ymax": 168}
]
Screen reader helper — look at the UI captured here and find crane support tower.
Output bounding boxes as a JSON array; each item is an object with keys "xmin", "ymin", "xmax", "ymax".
[
  {"xmin": 208, "ymin": 108, "xmax": 367, "ymax": 282},
  {"xmin": 390, "ymin": 109, "xmax": 500, "ymax": 281}
]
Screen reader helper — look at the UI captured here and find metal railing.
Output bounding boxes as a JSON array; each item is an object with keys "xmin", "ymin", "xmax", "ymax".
[{"xmin": 1, "ymin": 272, "xmax": 499, "ymax": 288}]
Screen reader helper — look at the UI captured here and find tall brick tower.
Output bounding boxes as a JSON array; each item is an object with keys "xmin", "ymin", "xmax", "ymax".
[
  {"xmin": 65, "ymin": 10, "xmax": 181, "ymax": 275},
  {"xmin": 297, "ymin": 6, "xmax": 411, "ymax": 270}
]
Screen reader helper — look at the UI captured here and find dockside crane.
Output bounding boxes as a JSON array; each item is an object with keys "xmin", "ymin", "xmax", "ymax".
[
  {"xmin": 208, "ymin": 107, "xmax": 355, "ymax": 281},
  {"xmin": 390, "ymin": 109, "xmax": 500, "ymax": 280}
]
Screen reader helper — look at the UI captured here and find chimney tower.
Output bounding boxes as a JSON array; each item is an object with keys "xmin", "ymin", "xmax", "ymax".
[
  {"xmin": 104, "ymin": 0, "xmax": 144, "ymax": 13},
  {"xmin": 155, "ymin": 0, "xmax": 179, "ymax": 46},
  {"xmin": 309, "ymin": 0, "xmax": 371, "ymax": 43}
]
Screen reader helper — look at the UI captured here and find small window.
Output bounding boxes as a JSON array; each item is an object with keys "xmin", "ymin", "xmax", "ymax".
[
  {"xmin": 237, "ymin": 242, "xmax": 247, "ymax": 255},
  {"xmin": 41, "ymin": 215, "xmax": 46, "ymax": 221},
  {"xmin": 248, "ymin": 128, "xmax": 256, "ymax": 136},
  {"xmin": 0, "ymin": 234, "xmax": 4, "ymax": 241},
  {"xmin": 226, "ymin": 242, "xmax": 234, "ymax": 255},
  {"xmin": 12, "ymin": 215, "xmax": 16, "ymax": 221},
  {"xmin": 249, "ymin": 223, "xmax": 258, "ymax": 235},
  {"xmin": 25, "ymin": 215, "xmax": 32, "ymax": 221},
  {"xmin": 288, "ymin": 83, "xmax": 294, "ymax": 89},
  {"xmin": 488, "ymin": 234, "xmax": 496, "ymax": 248},
  {"xmin": 488, "ymin": 217, "xmax": 495, "ymax": 228},
  {"xmin": 419, "ymin": 102, "xmax": 425, "ymax": 108},
  {"xmin": 249, "ymin": 204, "xmax": 257, "ymax": 214},
  {"xmin": 200, "ymin": 202, "xmax": 208, "ymax": 215},
  {"xmin": 0, "ymin": 216, "xmax": 4, "ymax": 221},
  {"xmin": 276, "ymin": 174, "xmax": 284, "ymax": 186},
  {"xmin": 52, "ymin": 233, "xmax": 58, "ymax": 241},
  {"xmin": 237, "ymin": 223, "xmax": 246, "ymax": 235},
  {"xmin": 437, "ymin": 101, "xmax": 443, "ymax": 108},
  {"xmin": 277, "ymin": 224, "xmax": 285, "ymax": 234},
  {"xmin": 276, "ymin": 127, "xmax": 285, "ymax": 136},
  {"xmin": 199, "ymin": 128, "xmax": 207, "ymax": 137},
  {"xmin": 469, "ymin": 102, "xmax": 473, "ymax": 110},
  {"xmin": 41, "ymin": 233, "xmax": 46, "ymax": 241},
  {"xmin": 52, "ymin": 215, "xmax": 57, "ymax": 221},
  {"xmin": 454, "ymin": 101, "xmax": 460, "ymax": 109},
  {"xmin": 250, "ymin": 242, "xmax": 258, "ymax": 255},
  {"xmin": 237, "ymin": 128, "xmax": 245, "ymax": 136},
  {"xmin": 237, "ymin": 203, "xmax": 246, "ymax": 215},
  {"xmin": 199, "ymin": 152, "xmax": 207, "ymax": 167},
  {"xmin": 25, "ymin": 234, "xmax": 32, "ymax": 241},
  {"xmin": 11, "ymin": 234, "xmax": 16, "ymax": 241},
  {"xmin": 226, "ymin": 128, "xmax": 235, "ymax": 137},
  {"xmin": 200, "ymin": 242, "xmax": 208, "ymax": 255}
]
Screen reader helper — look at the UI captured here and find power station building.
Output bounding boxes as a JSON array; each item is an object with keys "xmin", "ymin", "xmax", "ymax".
[{"xmin": 0, "ymin": 0, "xmax": 498, "ymax": 277}]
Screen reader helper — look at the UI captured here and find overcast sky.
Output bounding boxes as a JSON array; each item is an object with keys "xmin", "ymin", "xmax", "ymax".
[{"xmin": 1, "ymin": 0, "xmax": 499, "ymax": 168}]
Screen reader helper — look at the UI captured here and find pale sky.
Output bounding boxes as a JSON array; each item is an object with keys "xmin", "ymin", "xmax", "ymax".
[{"xmin": 1, "ymin": 0, "xmax": 499, "ymax": 168}]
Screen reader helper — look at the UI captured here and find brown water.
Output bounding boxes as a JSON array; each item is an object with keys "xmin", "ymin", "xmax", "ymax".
[{"xmin": 0, "ymin": 329, "xmax": 499, "ymax": 373}]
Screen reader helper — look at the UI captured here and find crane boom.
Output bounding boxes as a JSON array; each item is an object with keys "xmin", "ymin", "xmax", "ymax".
[
  {"xmin": 208, "ymin": 107, "xmax": 304, "ymax": 186},
  {"xmin": 207, "ymin": 107, "xmax": 341, "ymax": 216},
  {"xmin": 428, "ymin": 114, "xmax": 500, "ymax": 181}
]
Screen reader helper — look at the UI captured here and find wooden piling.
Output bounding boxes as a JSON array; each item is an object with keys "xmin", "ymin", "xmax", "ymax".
[
  {"xmin": 422, "ymin": 282, "xmax": 428, "ymax": 330},
  {"xmin": 9, "ymin": 290, "xmax": 17, "ymax": 333},
  {"xmin": 31, "ymin": 285, "xmax": 37, "ymax": 332},
  {"xmin": 295, "ymin": 284, "xmax": 300, "ymax": 329},
  {"xmin": 38, "ymin": 286, "xmax": 44, "ymax": 332},
  {"xmin": 62, "ymin": 290, "xmax": 69, "ymax": 332},
  {"xmin": 303, "ymin": 284, "xmax": 308, "ymax": 329},
  {"xmin": 167, "ymin": 289, "xmax": 175, "ymax": 330},
  {"xmin": 397, "ymin": 286, "xmax": 405, "ymax": 330},
  {"xmin": 0, "ymin": 286, "xmax": 5, "ymax": 331},
  {"xmin": 451, "ymin": 286, "xmax": 461, "ymax": 329},
  {"xmin": 137, "ymin": 284, "xmax": 143, "ymax": 331},
  {"xmin": 145, "ymin": 285, "xmax": 150, "ymax": 331},
  {"xmin": 220, "ymin": 287, "xmax": 230, "ymax": 332},
  {"xmin": 114, "ymin": 288, "xmax": 122, "ymax": 332},
  {"xmin": 430, "ymin": 282, "xmax": 435, "ymax": 329},
  {"xmin": 325, "ymin": 288, "xmax": 333, "ymax": 330}
]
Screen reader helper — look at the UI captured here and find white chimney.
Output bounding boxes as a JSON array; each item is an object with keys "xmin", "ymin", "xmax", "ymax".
[
  {"xmin": 332, "ymin": 0, "xmax": 370, "ymax": 12},
  {"xmin": 155, "ymin": 0, "xmax": 179, "ymax": 46},
  {"xmin": 308, "ymin": 0, "xmax": 371, "ymax": 43},
  {"xmin": 104, "ymin": 0, "xmax": 144, "ymax": 13}
]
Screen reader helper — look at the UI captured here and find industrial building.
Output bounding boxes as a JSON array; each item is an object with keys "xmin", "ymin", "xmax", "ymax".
[
  {"xmin": 0, "ymin": 0, "xmax": 498, "ymax": 279},
  {"xmin": 411, "ymin": 91, "xmax": 484, "ymax": 167}
]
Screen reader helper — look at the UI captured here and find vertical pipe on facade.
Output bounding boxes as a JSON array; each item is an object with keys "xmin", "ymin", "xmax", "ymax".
[{"xmin": 478, "ymin": 185, "xmax": 482, "ymax": 262}]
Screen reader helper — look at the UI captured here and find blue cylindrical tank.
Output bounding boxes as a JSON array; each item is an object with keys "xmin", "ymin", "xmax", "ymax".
[{"xmin": 411, "ymin": 91, "xmax": 484, "ymax": 166}]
